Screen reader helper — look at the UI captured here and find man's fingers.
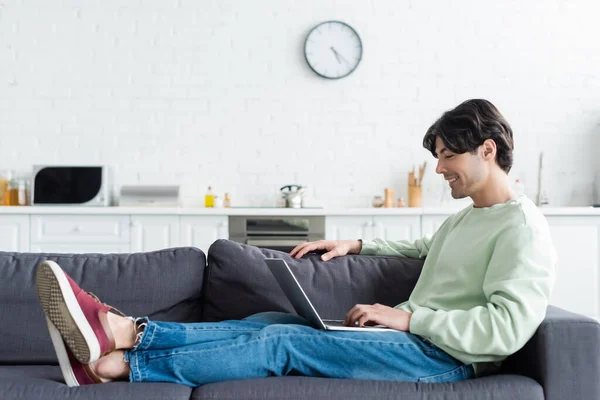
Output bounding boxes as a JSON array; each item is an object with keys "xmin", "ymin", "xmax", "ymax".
[
  {"xmin": 290, "ymin": 242, "xmax": 312, "ymax": 257},
  {"xmin": 344, "ymin": 304, "xmax": 362, "ymax": 325},
  {"xmin": 321, "ymin": 248, "xmax": 339, "ymax": 261},
  {"xmin": 345, "ymin": 304, "xmax": 369, "ymax": 326},
  {"xmin": 358, "ymin": 314, "xmax": 370, "ymax": 327},
  {"xmin": 294, "ymin": 243, "xmax": 324, "ymax": 259},
  {"xmin": 296, "ymin": 245, "xmax": 317, "ymax": 259}
]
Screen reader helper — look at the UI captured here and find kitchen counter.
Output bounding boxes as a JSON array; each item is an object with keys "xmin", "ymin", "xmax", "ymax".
[{"xmin": 1, "ymin": 206, "xmax": 599, "ymax": 216}]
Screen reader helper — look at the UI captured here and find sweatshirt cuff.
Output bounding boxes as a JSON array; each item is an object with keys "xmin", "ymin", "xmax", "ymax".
[
  {"xmin": 359, "ymin": 240, "xmax": 379, "ymax": 255},
  {"xmin": 408, "ymin": 306, "xmax": 435, "ymax": 336}
]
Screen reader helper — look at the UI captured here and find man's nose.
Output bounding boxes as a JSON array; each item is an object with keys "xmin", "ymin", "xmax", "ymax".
[{"xmin": 435, "ymin": 160, "xmax": 445, "ymax": 174}]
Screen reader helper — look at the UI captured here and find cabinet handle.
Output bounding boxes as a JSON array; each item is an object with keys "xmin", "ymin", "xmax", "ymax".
[{"xmin": 71, "ymin": 226, "xmax": 80, "ymax": 233}]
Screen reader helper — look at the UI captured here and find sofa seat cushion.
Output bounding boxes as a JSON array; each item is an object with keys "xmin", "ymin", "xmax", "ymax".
[
  {"xmin": 191, "ymin": 375, "xmax": 543, "ymax": 400},
  {"xmin": 203, "ymin": 239, "xmax": 425, "ymax": 322},
  {"xmin": 0, "ymin": 365, "xmax": 192, "ymax": 400}
]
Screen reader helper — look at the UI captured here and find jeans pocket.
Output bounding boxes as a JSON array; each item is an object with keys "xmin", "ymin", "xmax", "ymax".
[{"xmin": 417, "ymin": 364, "xmax": 472, "ymax": 383}]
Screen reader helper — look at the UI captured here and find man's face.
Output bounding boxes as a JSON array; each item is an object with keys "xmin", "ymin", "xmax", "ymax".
[{"xmin": 434, "ymin": 136, "xmax": 486, "ymax": 199}]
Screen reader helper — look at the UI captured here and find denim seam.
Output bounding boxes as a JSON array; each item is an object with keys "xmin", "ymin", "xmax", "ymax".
[
  {"xmin": 143, "ymin": 331, "xmax": 429, "ymax": 361},
  {"xmin": 133, "ymin": 352, "xmax": 140, "ymax": 381},
  {"xmin": 417, "ymin": 364, "xmax": 467, "ymax": 383},
  {"xmin": 136, "ymin": 322, "xmax": 158, "ymax": 351},
  {"xmin": 128, "ymin": 351, "xmax": 141, "ymax": 382},
  {"xmin": 181, "ymin": 326, "xmax": 263, "ymax": 332}
]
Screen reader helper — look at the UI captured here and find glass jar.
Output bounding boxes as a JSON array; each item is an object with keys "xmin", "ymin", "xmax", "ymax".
[
  {"xmin": 371, "ymin": 196, "xmax": 384, "ymax": 208},
  {"xmin": 17, "ymin": 179, "xmax": 28, "ymax": 206},
  {"xmin": 0, "ymin": 171, "xmax": 8, "ymax": 205},
  {"xmin": 7, "ymin": 178, "xmax": 19, "ymax": 206}
]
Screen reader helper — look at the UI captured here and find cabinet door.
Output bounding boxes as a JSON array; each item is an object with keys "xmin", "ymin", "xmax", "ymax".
[
  {"xmin": 421, "ymin": 215, "xmax": 451, "ymax": 237},
  {"xmin": 30, "ymin": 243, "xmax": 130, "ymax": 254},
  {"xmin": 545, "ymin": 216, "xmax": 600, "ymax": 319},
  {"xmin": 372, "ymin": 216, "xmax": 421, "ymax": 242},
  {"xmin": 325, "ymin": 216, "xmax": 374, "ymax": 241},
  {"xmin": 180, "ymin": 216, "xmax": 228, "ymax": 254},
  {"xmin": 31, "ymin": 215, "xmax": 130, "ymax": 244},
  {"xmin": 0, "ymin": 215, "xmax": 30, "ymax": 251},
  {"xmin": 130, "ymin": 216, "xmax": 180, "ymax": 253}
]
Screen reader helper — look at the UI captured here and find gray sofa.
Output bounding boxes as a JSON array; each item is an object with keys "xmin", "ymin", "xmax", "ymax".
[{"xmin": 1, "ymin": 239, "xmax": 599, "ymax": 400}]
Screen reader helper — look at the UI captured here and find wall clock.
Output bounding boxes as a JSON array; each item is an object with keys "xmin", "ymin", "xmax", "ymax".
[{"xmin": 304, "ymin": 21, "xmax": 363, "ymax": 79}]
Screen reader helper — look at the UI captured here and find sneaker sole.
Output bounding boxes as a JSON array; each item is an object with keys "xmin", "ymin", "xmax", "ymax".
[
  {"xmin": 45, "ymin": 317, "xmax": 79, "ymax": 387},
  {"xmin": 36, "ymin": 260, "xmax": 101, "ymax": 364}
]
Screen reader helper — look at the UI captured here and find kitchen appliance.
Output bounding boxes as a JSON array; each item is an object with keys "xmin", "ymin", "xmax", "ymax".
[
  {"xmin": 229, "ymin": 215, "xmax": 325, "ymax": 252},
  {"xmin": 32, "ymin": 166, "xmax": 111, "ymax": 206},
  {"xmin": 119, "ymin": 185, "xmax": 180, "ymax": 207},
  {"xmin": 279, "ymin": 185, "xmax": 305, "ymax": 208}
]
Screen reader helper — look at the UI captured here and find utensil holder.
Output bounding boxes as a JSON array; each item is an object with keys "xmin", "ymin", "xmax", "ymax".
[{"xmin": 408, "ymin": 184, "xmax": 422, "ymax": 207}]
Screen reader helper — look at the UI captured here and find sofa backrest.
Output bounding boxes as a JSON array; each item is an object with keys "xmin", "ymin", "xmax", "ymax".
[
  {"xmin": 0, "ymin": 247, "xmax": 206, "ymax": 365},
  {"xmin": 202, "ymin": 239, "xmax": 424, "ymax": 322}
]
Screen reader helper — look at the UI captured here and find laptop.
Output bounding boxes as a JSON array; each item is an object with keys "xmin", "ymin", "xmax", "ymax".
[{"xmin": 264, "ymin": 258, "xmax": 392, "ymax": 332}]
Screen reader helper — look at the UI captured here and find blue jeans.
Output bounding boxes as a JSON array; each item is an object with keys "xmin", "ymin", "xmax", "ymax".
[{"xmin": 124, "ymin": 312, "xmax": 473, "ymax": 386}]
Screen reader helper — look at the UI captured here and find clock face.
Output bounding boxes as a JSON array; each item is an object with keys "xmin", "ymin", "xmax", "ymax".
[{"xmin": 304, "ymin": 21, "xmax": 362, "ymax": 79}]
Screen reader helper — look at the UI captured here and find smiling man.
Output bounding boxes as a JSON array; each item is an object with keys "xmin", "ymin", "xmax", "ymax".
[
  {"xmin": 291, "ymin": 98, "xmax": 557, "ymax": 376},
  {"xmin": 36, "ymin": 99, "xmax": 556, "ymax": 387}
]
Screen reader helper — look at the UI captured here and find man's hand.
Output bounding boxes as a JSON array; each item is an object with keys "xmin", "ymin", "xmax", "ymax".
[
  {"xmin": 344, "ymin": 303, "xmax": 412, "ymax": 332},
  {"xmin": 289, "ymin": 240, "xmax": 362, "ymax": 261}
]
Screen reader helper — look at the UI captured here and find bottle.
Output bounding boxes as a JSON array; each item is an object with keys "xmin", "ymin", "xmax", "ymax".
[
  {"xmin": 0, "ymin": 173, "xmax": 7, "ymax": 205},
  {"xmin": 204, "ymin": 186, "xmax": 215, "ymax": 208},
  {"xmin": 7, "ymin": 178, "xmax": 18, "ymax": 206},
  {"xmin": 513, "ymin": 179, "xmax": 525, "ymax": 197},
  {"xmin": 0, "ymin": 170, "xmax": 13, "ymax": 206},
  {"xmin": 17, "ymin": 180, "xmax": 28, "ymax": 206},
  {"xmin": 223, "ymin": 193, "xmax": 231, "ymax": 208}
]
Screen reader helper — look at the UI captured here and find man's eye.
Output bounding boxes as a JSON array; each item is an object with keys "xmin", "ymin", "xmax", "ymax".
[{"xmin": 446, "ymin": 155, "xmax": 454, "ymax": 159}]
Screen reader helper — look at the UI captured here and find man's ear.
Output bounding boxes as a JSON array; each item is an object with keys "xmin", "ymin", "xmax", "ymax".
[{"xmin": 482, "ymin": 139, "xmax": 496, "ymax": 160}]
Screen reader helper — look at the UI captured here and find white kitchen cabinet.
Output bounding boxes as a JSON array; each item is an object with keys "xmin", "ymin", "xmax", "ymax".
[
  {"xmin": 325, "ymin": 216, "xmax": 375, "ymax": 241},
  {"xmin": 421, "ymin": 215, "xmax": 451, "ymax": 237},
  {"xmin": 545, "ymin": 216, "xmax": 600, "ymax": 319},
  {"xmin": 130, "ymin": 216, "xmax": 180, "ymax": 253},
  {"xmin": 31, "ymin": 215, "xmax": 130, "ymax": 244},
  {"xmin": 373, "ymin": 216, "xmax": 421, "ymax": 241},
  {"xmin": 30, "ymin": 243, "xmax": 131, "ymax": 254},
  {"xmin": 180, "ymin": 216, "xmax": 228, "ymax": 254},
  {"xmin": 29, "ymin": 214, "xmax": 130, "ymax": 254},
  {"xmin": 0, "ymin": 215, "xmax": 30, "ymax": 252},
  {"xmin": 326, "ymin": 216, "xmax": 421, "ymax": 242}
]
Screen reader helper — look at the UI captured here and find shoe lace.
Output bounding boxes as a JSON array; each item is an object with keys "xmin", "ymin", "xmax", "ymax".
[{"xmin": 86, "ymin": 291, "xmax": 127, "ymax": 318}]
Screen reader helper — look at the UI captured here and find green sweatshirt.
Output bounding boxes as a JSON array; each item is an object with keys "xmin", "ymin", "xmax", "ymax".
[{"xmin": 360, "ymin": 195, "xmax": 556, "ymax": 375}]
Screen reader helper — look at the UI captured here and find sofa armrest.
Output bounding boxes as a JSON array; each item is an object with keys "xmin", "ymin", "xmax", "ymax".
[{"xmin": 501, "ymin": 305, "xmax": 600, "ymax": 400}]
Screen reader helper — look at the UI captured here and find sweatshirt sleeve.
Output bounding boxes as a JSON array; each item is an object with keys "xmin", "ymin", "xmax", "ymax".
[
  {"xmin": 359, "ymin": 235, "xmax": 435, "ymax": 259},
  {"xmin": 409, "ymin": 223, "xmax": 556, "ymax": 356},
  {"xmin": 359, "ymin": 216, "xmax": 451, "ymax": 259}
]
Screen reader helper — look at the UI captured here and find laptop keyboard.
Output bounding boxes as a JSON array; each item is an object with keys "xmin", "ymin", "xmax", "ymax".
[{"xmin": 322, "ymin": 319, "xmax": 347, "ymax": 327}]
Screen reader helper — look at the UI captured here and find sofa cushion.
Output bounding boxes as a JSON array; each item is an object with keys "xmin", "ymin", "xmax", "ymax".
[
  {"xmin": 202, "ymin": 239, "xmax": 424, "ymax": 322},
  {"xmin": 0, "ymin": 247, "xmax": 206, "ymax": 364},
  {"xmin": 191, "ymin": 375, "xmax": 543, "ymax": 400},
  {"xmin": 0, "ymin": 365, "xmax": 192, "ymax": 400}
]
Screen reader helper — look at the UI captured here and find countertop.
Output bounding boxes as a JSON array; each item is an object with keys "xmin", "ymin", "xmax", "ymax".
[{"xmin": 1, "ymin": 206, "xmax": 600, "ymax": 216}]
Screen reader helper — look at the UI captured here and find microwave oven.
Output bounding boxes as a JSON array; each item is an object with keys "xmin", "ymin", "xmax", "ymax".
[{"xmin": 32, "ymin": 166, "xmax": 111, "ymax": 206}]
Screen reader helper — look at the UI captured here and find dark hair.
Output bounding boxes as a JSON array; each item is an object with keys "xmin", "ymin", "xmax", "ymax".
[{"xmin": 422, "ymin": 99, "xmax": 514, "ymax": 173}]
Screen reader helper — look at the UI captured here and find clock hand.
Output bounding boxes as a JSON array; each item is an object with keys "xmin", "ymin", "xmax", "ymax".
[
  {"xmin": 330, "ymin": 46, "xmax": 342, "ymax": 64},
  {"xmin": 331, "ymin": 46, "xmax": 352, "ymax": 66},
  {"xmin": 336, "ymin": 52, "xmax": 352, "ymax": 66}
]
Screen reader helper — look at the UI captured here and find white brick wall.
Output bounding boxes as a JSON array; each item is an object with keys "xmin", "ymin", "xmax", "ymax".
[{"xmin": 1, "ymin": 0, "xmax": 599, "ymax": 207}]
